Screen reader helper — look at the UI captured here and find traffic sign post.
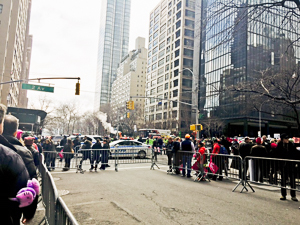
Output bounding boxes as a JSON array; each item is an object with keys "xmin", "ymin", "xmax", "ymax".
[{"xmin": 22, "ymin": 83, "xmax": 54, "ymax": 93}]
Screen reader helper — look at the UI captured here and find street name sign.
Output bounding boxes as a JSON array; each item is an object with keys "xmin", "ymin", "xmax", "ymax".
[{"xmin": 22, "ymin": 83, "xmax": 54, "ymax": 93}]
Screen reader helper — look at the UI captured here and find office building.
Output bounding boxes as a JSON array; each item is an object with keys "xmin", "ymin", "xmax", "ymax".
[
  {"xmin": 0, "ymin": 0, "xmax": 32, "ymax": 107},
  {"xmin": 144, "ymin": 0, "xmax": 196, "ymax": 133},
  {"xmin": 111, "ymin": 37, "xmax": 147, "ymax": 127},
  {"xmin": 194, "ymin": 1, "xmax": 300, "ymax": 137},
  {"xmin": 94, "ymin": 0, "xmax": 131, "ymax": 111}
]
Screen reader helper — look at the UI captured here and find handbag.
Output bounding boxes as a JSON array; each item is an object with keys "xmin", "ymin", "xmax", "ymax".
[
  {"xmin": 59, "ymin": 149, "xmax": 64, "ymax": 159},
  {"xmin": 209, "ymin": 161, "xmax": 219, "ymax": 174}
]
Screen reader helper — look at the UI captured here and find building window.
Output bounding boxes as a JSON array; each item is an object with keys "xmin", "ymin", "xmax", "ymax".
[
  {"xmin": 173, "ymin": 79, "xmax": 178, "ymax": 87},
  {"xmin": 153, "ymin": 30, "xmax": 159, "ymax": 39},
  {"xmin": 175, "ymin": 30, "xmax": 181, "ymax": 39},
  {"xmin": 174, "ymin": 69, "xmax": 179, "ymax": 77},
  {"xmin": 183, "ymin": 58, "xmax": 193, "ymax": 67},
  {"xmin": 153, "ymin": 46, "xmax": 158, "ymax": 54},
  {"xmin": 159, "ymin": 50, "xmax": 165, "ymax": 58},
  {"xmin": 186, "ymin": 0, "xmax": 195, "ymax": 9},
  {"xmin": 175, "ymin": 49, "xmax": 180, "ymax": 58},
  {"xmin": 174, "ymin": 59, "xmax": 179, "ymax": 67},
  {"xmin": 157, "ymin": 76, "xmax": 164, "ymax": 84},
  {"xmin": 184, "ymin": 38, "xmax": 194, "ymax": 47},
  {"xmin": 185, "ymin": 19, "xmax": 194, "ymax": 29},
  {"xmin": 154, "ymin": 15, "xmax": 160, "ymax": 23},
  {"xmin": 185, "ymin": 9, "xmax": 195, "ymax": 18},
  {"xmin": 175, "ymin": 39, "xmax": 180, "ymax": 48},
  {"xmin": 165, "ymin": 83, "xmax": 169, "ymax": 90},
  {"xmin": 157, "ymin": 85, "xmax": 164, "ymax": 93},
  {"xmin": 158, "ymin": 58, "xmax": 164, "ymax": 67},
  {"xmin": 160, "ymin": 24, "xmax": 166, "ymax": 32},
  {"xmin": 176, "ymin": 11, "xmax": 181, "ymax": 20},
  {"xmin": 0, "ymin": 4, "xmax": 3, "ymax": 14},
  {"xmin": 176, "ymin": 20, "xmax": 181, "ymax": 29},
  {"xmin": 158, "ymin": 67, "xmax": 164, "ymax": 75},
  {"xmin": 153, "ymin": 39, "xmax": 158, "ymax": 47},
  {"xmin": 184, "ymin": 48, "xmax": 193, "ymax": 57},
  {"xmin": 177, "ymin": 1, "xmax": 182, "ymax": 10},
  {"xmin": 173, "ymin": 90, "xmax": 178, "ymax": 98},
  {"xmin": 166, "ymin": 64, "xmax": 170, "ymax": 71},
  {"xmin": 184, "ymin": 29, "xmax": 194, "ymax": 37},
  {"xmin": 159, "ymin": 41, "xmax": 165, "ymax": 50},
  {"xmin": 159, "ymin": 32, "xmax": 166, "ymax": 42}
]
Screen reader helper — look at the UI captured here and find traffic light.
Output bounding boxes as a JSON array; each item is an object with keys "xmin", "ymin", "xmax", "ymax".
[
  {"xmin": 126, "ymin": 100, "xmax": 135, "ymax": 110},
  {"xmin": 75, "ymin": 82, "xmax": 80, "ymax": 95},
  {"xmin": 127, "ymin": 112, "xmax": 130, "ymax": 118},
  {"xmin": 130, "ymin": 100, "xmax": 134, "ymax": 110},
  {"xmin": 196, "ymin": 124, "xmax": 203, "ymax": 131},
  {"xmin": 190, "ymin": 124, "xmax": 196, "ymax": 131}
]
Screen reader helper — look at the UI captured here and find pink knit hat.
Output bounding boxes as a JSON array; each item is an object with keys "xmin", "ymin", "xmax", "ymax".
[{"xmin": 16, "ymin": 130, "xmax": 23, "ymax": 140}]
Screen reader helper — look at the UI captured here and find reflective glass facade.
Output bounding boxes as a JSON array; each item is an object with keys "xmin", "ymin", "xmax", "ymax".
[
  {"xmin": 197, "ymin": 0, "xmax": 300, "ymax": 136},
  {"xmin": 95, "ymin": 0, "xmax": 131, "ymax": 110}
]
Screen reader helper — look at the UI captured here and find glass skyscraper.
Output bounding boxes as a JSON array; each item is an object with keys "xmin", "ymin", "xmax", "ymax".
[
  {"xmin": 94, "ymin": 0, "xmax": 131, "ymax": 110},
  {"xmin": 194, "ymin": 0, "xmax": 300, "ymax": 137}
]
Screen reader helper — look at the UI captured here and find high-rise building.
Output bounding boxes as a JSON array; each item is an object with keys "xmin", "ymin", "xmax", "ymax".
[
  {"xmin": 0, "ymin": 0, "xmax": 32, "ymax": 107},
  {"xmin": 144, "ymin": 0, "xmax": 196, "ymax": 134},
  {"xmin": 94, "ymin": 0, "xmax": 131, "ymax": 111},
  {"xmin": 194, "ymin": 0, "xmax": 300, "ymax": 137},
  {"xmin": 111, "ymin": 37, "xmax": 147, "ymax": 128}
]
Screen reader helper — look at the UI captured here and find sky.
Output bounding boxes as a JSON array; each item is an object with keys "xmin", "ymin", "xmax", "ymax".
[{"xmin": 28, "ymin": 0, "xmax": 161, "ymax": 112}]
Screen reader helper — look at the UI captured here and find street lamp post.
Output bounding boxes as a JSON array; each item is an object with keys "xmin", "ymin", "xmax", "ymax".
[
  {"xmin": 180, "ymin": 68, "xmax": 199, "ymax": 138},
  {"xmin": 259, "ymin": 100, "xmax": 268, "ymax": 137}
]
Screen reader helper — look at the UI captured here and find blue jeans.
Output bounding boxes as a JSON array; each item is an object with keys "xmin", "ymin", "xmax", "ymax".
[{"xmin": 182, "ymin": 155, "xmax": 192, "ymax": 176}]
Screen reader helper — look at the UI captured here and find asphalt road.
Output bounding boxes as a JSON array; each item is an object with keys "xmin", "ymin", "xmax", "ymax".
[{"xmin": 51, "ymin": 163, "xmax": 300, "ymax": 225}]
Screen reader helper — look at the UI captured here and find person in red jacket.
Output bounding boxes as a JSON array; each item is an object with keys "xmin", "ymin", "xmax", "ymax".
[
  {"xmin": 211, "ymin": 139, "xmax": 223, "ymax": 181},
  {"xmin": 197, "ymin": 142, "xmax": 206, "ymax": 180}
]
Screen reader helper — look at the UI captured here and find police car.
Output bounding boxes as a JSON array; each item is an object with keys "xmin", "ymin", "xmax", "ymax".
[{"xmin": 109, "ymin": 140, "xmax": 151, "ymax": 159}]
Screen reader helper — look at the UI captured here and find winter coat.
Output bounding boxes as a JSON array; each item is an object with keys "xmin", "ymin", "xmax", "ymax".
[
  {"xmin": 250, "ymin": 144, "xmax": 268, "ymax": 158},
  {"xmin": 166, "ymin": 141, "xmax": 173, "ymax": 154},
  {"xmin": 3, "ymin": 135, "xmax": 37, "ymax": 179},
  {"xmin": 172, "ymin": 141, "xmax": 180, "ymax": 153},
  {"xmin": 81, "ymin": 140, "xmax": 92, "ymax": 159},
  {"xmin": 0, "ymin": 135, "xmax": 36, "ymax": 225},
  {"xmin": 63, "ymin": 143, "xmax": 74, "ymax": 160},
  {"xmin": 274, "ymin": 141, "xmax": 300, "ymax": 174},
  {"xmin": 239, "ymin": 142, "xmax": 253, "ymax": 159},
  {"xmin": 25, "ymin": 145, "xmax": 40, "ymax": 167}
]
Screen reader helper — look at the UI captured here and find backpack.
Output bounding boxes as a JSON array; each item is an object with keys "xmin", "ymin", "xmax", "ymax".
[{"xmin": 220, "ymin": 146, "xmax": 228, "ymax": 155}]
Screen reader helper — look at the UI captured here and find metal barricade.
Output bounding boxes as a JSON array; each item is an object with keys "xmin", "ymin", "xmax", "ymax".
[
  {"xmin": 244, "ymin": 156, "xmax": 300, "ymax": 193},
  {"xmin": 43, "ymin": 151, "xmax": 77, "ymax": 170},
  {"xmin": 113, "ymin": 147, "xmax": 152, "ymax": 172},
  {"xmin": 76, "ymin": 149, "xmax": 112, "ymax": 173},
  {"xmin": 56, "ymin": 197, "xmax": 79, "ymax": 225},
  {"xmin": 38, "ymin": 155, "xmax": 79, "ymax": 224}
]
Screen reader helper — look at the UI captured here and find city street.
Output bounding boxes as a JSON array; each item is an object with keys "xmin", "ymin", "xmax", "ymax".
[{"xmin": 51, "ymin": 164, "xmax": 300, "ymax": 225}]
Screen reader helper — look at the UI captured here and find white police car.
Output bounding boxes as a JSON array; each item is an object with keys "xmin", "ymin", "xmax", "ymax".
[{"xmin": 109, "ymin": 140, "xmax": 151, "ymax": 159}]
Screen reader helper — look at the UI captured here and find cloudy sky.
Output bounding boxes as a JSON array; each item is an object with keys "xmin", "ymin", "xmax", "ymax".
[{"xmin": 28, "ymin": 0, "xmax": 161, "ymax": 112}]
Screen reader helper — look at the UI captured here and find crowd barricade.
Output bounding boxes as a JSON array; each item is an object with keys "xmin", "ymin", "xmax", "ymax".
[
  {"xmin": 112, "ymin": 147, "xmax": 152, "ymax": 172},
  {"xmin": 243, "ymin": 156, "xmax": 300, "ymax": 193},
  {"xmin": 38, "ymin": 154, "xmax": 79, "ymax": 225},
  {"xmin": 43, "ymin": 151, "xmax": 77, "ymax": 170},
  {"xmin": 76, "ymin": 149, "xmax": 112, "ymax": 173},
  {"xmin": 161, "ymin": 151, "xmax": 246, "ymax": 191}
]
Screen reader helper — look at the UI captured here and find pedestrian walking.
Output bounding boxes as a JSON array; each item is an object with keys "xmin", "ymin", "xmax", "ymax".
[
  {"xmin": 92, "ymin": 139, "xmax": 103, "ymax": 171},
  {"xmin": 78, "ymin": 136, "xmax": 93, "ymax": 171}
]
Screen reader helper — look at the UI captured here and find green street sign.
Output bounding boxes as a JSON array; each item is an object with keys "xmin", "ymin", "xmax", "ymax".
[{"xmin": 22, "ymin": 83, "xmax": 54, "ymax": 93}]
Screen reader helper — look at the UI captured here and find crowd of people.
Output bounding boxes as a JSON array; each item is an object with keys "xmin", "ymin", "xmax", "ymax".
[
  {"xmin": 40, "ymin": 135, "xmax": 111, "ymax": 172},
  {"xmin": 0, "ymin": 104, "xmax": 40, "ymax": 224},
  {"xmin": 149, "ymin": 133, "xmax": 300, "ymax": 202}
]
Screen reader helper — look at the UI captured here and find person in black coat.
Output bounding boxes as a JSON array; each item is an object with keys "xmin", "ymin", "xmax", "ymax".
[
  {"xmin": 100, "ymin": 139, "xmax": 110, "ymax": 170},
  {"xmin": 0, "ymin": 104, "xmax": 36, "ymax": 224},
  {"xmin": 173, "ymin": 137, "xmax": 181, "ymax": 174},
  {"xmin": 274, "ymin": 133, "xmax": 300, "ymax": 201},
  {"xmin": 73, "ymin": 136, "xmax": 81, "ymax": 152},
  {"xmin": 79, "ymin": 137, "xmax": 93, "ymax": 170},
  {"xmin": 3, "ymin": 115, "xmax": 37, "ymax": 179},
  {"xmin": 91, "ymin": 139, "xmax": 102, "ymax": 171},
  {"xmin": 250, "ymin": 137, "xmax": 267, "ymax": 182},
  {"xmin": 63, "ymin": 139, "xmax": 74, "ymax": 170},
  {"xmin": 43, "ymin": 139, "xmax": 57, "ymax": 171},
  {"xmin": 60, "ymin": 135, "xmax": 67, "ymax": 147},
  {"xmin": 166, "ymin": 137, "xmax": 174, "ymax": 172}
]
